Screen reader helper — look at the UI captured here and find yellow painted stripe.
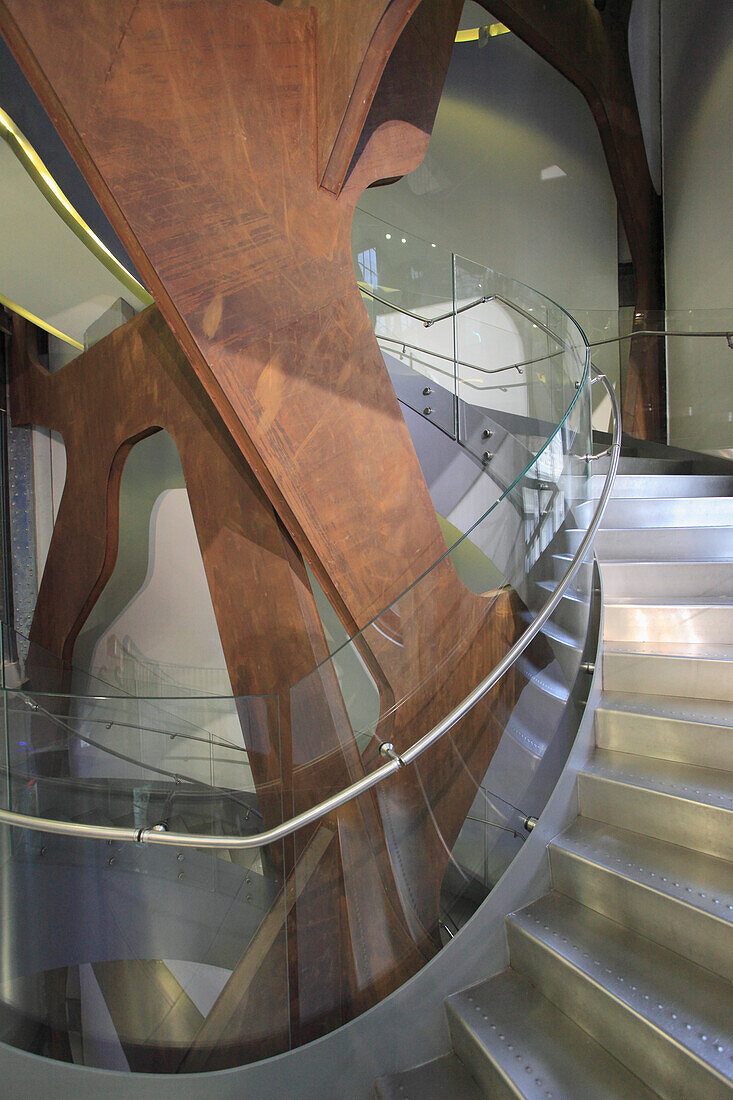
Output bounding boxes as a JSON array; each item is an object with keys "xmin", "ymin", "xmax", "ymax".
[
  {"xmin": 0, "ymin": 292, "xmax": 84, "ymax": 350},
  {"xmin": 0, "ymin": 107, "xmax": 153, "ymax": 307}
]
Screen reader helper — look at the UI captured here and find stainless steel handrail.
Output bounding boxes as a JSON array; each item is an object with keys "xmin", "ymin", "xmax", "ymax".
[
  {"xmin": 376, "ymin": 334, "xmax": 523, "ymax": 377},
  {"xmin": 500, "ymin": 328, "xmax": 733, "ymax": 376},
  {"xmin": 360, "ymin": 285, "xmax": 567, "ymax": 352},
  {"xmin": 0, "ymin": 368, "xmax": 619, "ymax": 848}
]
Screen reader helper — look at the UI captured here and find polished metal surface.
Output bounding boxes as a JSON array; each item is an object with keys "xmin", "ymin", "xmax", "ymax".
[
  {"xmin": 507, "ymin": 891, "xmax": 733, "ymax": 1100},
  {"xmin": 603, "ymin": 640, "xmax": 733, "ymax": 700},
  {"xmin": 550, "ymin": 817, "xmax": 733, "ymax": 979},
  {"xmin": 604, "ymin": 599, "xmax": 733, "ymax": 644},
  {"xmin": 374, "ymin": 1053, "xmax": 483, "ymax": 1100},
  {"xmin": 578, "ymin": 748, "xmax": 733, "ymax": 860},
  {"xmin": 446, "ymin": 970, "xmax": 657, "ymax": 1100},
  {"xmin": 600, "ymin": 561, "xmax": 733, "ymax": 600},
  {"xmin": 601, "ymin": 495, "xmax": 733, "ymax": 529},
  {"xmin": 595, "ymin": 691, "xmax": 733, "ymax": 770},
  {"xmin": 591, "ymin": 473, "xmax": 733, "ymax": 498},
  {"xmin": 377, "ymin": 442, "xmax": 733, "ymax": 1100},
  {"xmin": 596, "ymin": 525, "xmax": 733, "ymax": 561}
]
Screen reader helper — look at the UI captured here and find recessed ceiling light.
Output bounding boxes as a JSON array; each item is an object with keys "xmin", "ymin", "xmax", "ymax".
[
  {"xmin": 541, "ymin": 164, "xmax": 567, "ymax": 181},
  {"xmin": 401, "ymin": 238, "xmax": 407, "ymax": 244},
  {"xmin": 385, "ymin": 233, "xmax": 391, "ymax": 239}
]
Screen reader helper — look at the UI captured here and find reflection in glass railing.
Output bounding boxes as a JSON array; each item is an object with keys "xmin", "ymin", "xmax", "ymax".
[{"xmin": 0, "ymin": 215, "xmax": 605, "ymax": 1074}]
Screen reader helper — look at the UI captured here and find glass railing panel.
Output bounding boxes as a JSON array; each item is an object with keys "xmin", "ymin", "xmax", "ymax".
[
  {"xmin": 567, "ymin": 307, "xmax": 733, "ymax": 450},
  {"xmin": 352, "ymin": 209, "xmax": 458, "ymax": 438},
  {"xmin": 0, "ymin": 818, "xmax": 289, "ymax": 1070},
  {"xmin": 0, "ymin": 626, "xmax": 289, "ymax": 1072},
  {"xmin": 285, "ymin": 370, "xmax": 593, "ymax": 1020}
]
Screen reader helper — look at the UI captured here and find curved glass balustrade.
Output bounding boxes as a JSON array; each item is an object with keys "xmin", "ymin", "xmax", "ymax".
[{"xmin": 0, "ymin": 214, "xmax": 618, "ymax": 1072}]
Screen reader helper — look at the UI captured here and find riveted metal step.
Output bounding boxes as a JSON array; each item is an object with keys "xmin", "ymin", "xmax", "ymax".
[
  {"xmin": 375, "ymin": 1053, "xmax": 483, "ymax": 1100},
  {"xmin": 445, "ymin": 969, "xmax": 657, "ymax": 1099},
  {"xmin": 550, "ymin": 817, "xmax": 733, "ymax": 979},
  {"xmin": 600, "ymin": 561, "xmax": 733, "ymax": 600},
  {"xmin": 594, "ymin": 527, "xmax": 733, "ymax": 562},
  {"xmin": 595, "ymin": 692, "xmax": 733, "ymax": 771},
  {"xmin": 532, "ymin": 580, "xmax": 591, "ymax": 637},
  {"xmin": 604, "ymin": 600, "xmax": 733, "ymax": 645},
  {"xmin": 578, "ymin": 748, "xmax": 733, "ymax": 860},
  {"xmin": 592, "ymin": 474, "xmax": 733, "ymax": 499},
  {"xmin": 601, "ymin": 497, "xmax": 733, "ymax": 529},
  {"xmin": 520, "ymin": 612, "xmax": 582, "ymax": 683},
  {"xmin": 603, "ymin": 640, "xmax": 733, "ymax": 700},
  {"xmin": 507, "ymin": 891, "xmax": 733, "ymax": 1100}
]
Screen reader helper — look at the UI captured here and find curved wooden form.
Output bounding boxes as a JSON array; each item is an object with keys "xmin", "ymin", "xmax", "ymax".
[
  {"xmin": 479, "ymin": 0, "xmax": 666, "ymax": 440},
  {"xmin": 2, "ymin": 0, "xmax": 555, "ymax": 1064}
]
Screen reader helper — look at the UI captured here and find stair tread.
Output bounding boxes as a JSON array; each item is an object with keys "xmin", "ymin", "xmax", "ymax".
[
  {"xmin": 597, "ymin": 691, "xmax": 733, "ymax": 728},
  {"xmin": 604, "ymin": 639, "xmax": 733, "ymax": 660},
  {"xmin": 509, "ymin": 892, "xmax": 733, "ymax": 1077},
  {"xmin": 605, "ymin": 597, "xmax": 733, "ymax": 608},
  {"xmin": 375, "ymin": 1053, "xmax": 483, "ymax": 1100},
  {"xmin": 582, "ymin": 748, "xmax": 733, "ymax": 807},
  {"xmin": 552, "ymin": 817, "xmax": 733, "ymax": 928},
  {"xmin": 447, "ymin": 969, "xmax": 658, "ymax": 1099}
]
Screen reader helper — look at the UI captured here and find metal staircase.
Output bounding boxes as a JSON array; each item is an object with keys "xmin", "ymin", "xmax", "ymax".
[{"xmin": 376, "ymin": 452, "xmax": 733, "ymax": 1099}]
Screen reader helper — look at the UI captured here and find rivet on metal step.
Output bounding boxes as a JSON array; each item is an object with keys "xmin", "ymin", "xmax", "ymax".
[
  {"xmin": 524, "ymin": 816, "xmax": 538, "ymax": 832},
  {"xmin": 482, "ymin": 451, "xmax": 493, "ymax": 463},
  {"xmin": 422, "ymin": 386, "xmax": 433, "ymax": 396},
  {"xmin": 581, "ymin": 662, "xmax": 595, "ymax": 674}
]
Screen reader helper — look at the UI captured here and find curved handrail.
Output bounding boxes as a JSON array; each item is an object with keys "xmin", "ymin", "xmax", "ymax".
[
  {"xmin": 493, "ymin": 326, "xmax": 733, "ymax": 377},
  {"xmin": 0, "ymin": 368, "xmax": 620, "ymax": 848}
]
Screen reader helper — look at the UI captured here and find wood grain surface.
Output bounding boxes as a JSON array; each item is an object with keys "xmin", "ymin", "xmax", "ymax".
[{"xmin": 2, "ymin": 0, "xmax": 557, "ymax": 1063}]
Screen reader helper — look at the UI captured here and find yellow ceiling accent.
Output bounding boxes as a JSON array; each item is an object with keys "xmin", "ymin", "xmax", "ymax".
[
  {"xmin": 0, "ymin": 291, "xmax": 83, "ymax": 350},
  {"xmin": 0, "ymin": 106, "xmax": 153, "ymax": 308},
  {"xmin": 455, "ymin": 23, "xmax": 510, "ymax": 43}
]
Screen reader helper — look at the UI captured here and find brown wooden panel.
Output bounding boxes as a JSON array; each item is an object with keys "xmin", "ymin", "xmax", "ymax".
[
  {"xmin": 0, "ymin": 0, "xmax": 465, "ymax": 631},
  {"xmin": 2, "ymin": 2, "xmax": 555, "ymax": 1056}
]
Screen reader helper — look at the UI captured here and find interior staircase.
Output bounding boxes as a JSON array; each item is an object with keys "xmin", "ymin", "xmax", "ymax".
[{"xmin": 376, "ymin": 451, "xmax": 733, "ymax": 1099}]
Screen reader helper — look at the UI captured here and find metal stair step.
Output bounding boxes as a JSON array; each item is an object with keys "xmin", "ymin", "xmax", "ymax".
[
  {"xmin": 532, "ymin": 580, "xmax": 590, "ymax": 636},
  {"xmin": 375, "ymin": 1053, "xmax": 483, "ymax": 1100},
  {"xmin": 604, "ymin": 599, "xmax": 733, "ymax": 644},
  {"xmin": 446, "ymin": 969, "xmax": 657, "ymax": 1100},
  {"xmin": 519, "ymin": 612, "xmax": 582, "ymax": 682},
  {"xmin": 595, "ymin": 692, "xmax": 733, "ymax": 770},
  {"xmin": 603, "ymin": 640, "xmax": 733, "ymax": 700},
  {"xmin": 550, "ymin": 817, "xmax": 733, "ymax": 979},
  {"xmin": 594, "ymin": 527, "xmax": 733, "ymax": 562},
  {"xmin": 592, "ymin": 473, "xmax": 733, "ymax": 499},
  {"xmin": 578, "ymin": 748, "xmax": 733, "ymax": 859},
  {"xmin": 601, "ymin": 497, "xmax": 733, "ymax": 529},
  {"xmin": 507, "ymin": 891, "xmax": 733, "ymax": 1100},
  {"xmin": 600, "ymin": 560, "xmax": 733, "ymax": 600}
]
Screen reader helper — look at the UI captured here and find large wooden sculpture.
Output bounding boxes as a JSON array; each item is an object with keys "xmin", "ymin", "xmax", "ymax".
[{"xmin": 2, "ymin": 0, "xmax": 552, "ymax": 1068}]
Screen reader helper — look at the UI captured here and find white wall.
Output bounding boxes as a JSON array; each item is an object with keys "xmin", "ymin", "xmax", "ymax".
[
  {"xmin": 662, "ymin": 0, "xmax": 733, "ymax": 454},
  {"xmin": 357, "ymin": 2, "xmax": 618, "ymax": 320},
  {"xmin": 357, "ymin": 2, "xmax": 619, "ymax": 422}
]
